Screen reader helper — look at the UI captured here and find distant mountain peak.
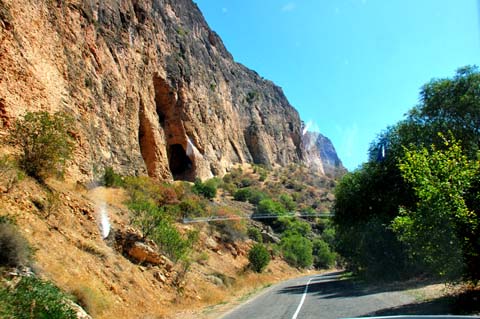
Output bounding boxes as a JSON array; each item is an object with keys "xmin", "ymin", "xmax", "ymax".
[{"xmin": 302, "ymin": 131, "xmax": 346, "ymax": 178}]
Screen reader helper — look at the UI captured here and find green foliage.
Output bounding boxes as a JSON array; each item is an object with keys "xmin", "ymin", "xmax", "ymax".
[
  {"xmin": 0, "ymin": 220, "xmax": 31, "ymax": 267},
  {"xmin": 7, "ymin": 111, "xmax": 74, "ymax": 181},
  {"xmin": 392, "ymin": 138, "xmax": 479, "ymax": 279},
  {"xmin": 279, "ymin": 194, "xmax": 296, "ymax": 211},
  {"xmin": 102, "ymin": 167, "xmax": 124, "ymax": 187},
  {"xmin": 247, "ymin": 227, "xmax": 263, "ymax": 242},
  {"xmin": 280, "ymin": 234, "xmax": 313, "ymax": 268},
  {"xmin": 192, "ymin": 178, "xmax": 217, "ymax": 199},
  {"xmin": 178, "ymin": 195, "xmax": 207, "ymax": 218},
  {"xmin": 233, "ymin": 188, "xmax": 251, "ymax": 202},
  {"xmin": 312, "ymin": 238, "xmax": 336, "ymax": 269},
  {"xmin": 276, "ymin": 217, "xmax": 311, "ymax": 237},
  {"xmin": 153, "ymin": 221, "xmax": 198, "ymax": 262},
  {"xmin": 233, "ymin": 187, "xmax": 267, "ymax": 205},
  {"xmin": 0, "ymin": 155, "xmax": 24, "ymax": 192},
  {"xmin": 333, "ymin": 66, "xmax": 480, "ymax": 280},
  {"xmin": 248, "ymin": 243, "xmax": 270, "ymax": 273},
  {"xmin": 128, "ymin": 200, "xmax": 165, "ymax": 239},
  {"xmin": 255, "ymin": 199, "xmax": 286, "ymax": 217},
  {"xmin": 0, "ymin": 276, "xmax": 77, "ymax": 319}
]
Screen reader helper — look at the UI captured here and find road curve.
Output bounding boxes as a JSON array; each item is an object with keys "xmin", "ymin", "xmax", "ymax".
[{"xmin": 220, "ymin": 271, "xmax": 416, "ymax": 319}]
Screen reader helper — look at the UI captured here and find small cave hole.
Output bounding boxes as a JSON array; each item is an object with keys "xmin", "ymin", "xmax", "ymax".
[{"xmin": 168, "ymin": 144, "xmax": 194, "ymax": 181}]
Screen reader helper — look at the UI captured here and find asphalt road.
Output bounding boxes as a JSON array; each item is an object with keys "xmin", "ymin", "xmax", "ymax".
[{"xmin": 220, "ymin": 271, "xmax": 417, "ymax": 319}]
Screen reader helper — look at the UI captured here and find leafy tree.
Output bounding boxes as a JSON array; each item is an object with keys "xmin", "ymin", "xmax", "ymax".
[
  {"xmin": 280, "ymin": 234, "xmax": 313, "ymax": 268},
  {"xmin": 333, "ymin": 66, "xmax": 480, "ymax": 279},
  {"xmin": 248, "ymin": 243, "xmax": 270, "ymax": 272},
  {"xmin": 312, "ymin": 238, "xmax": 336, "ymax": 269},
  {"xmin": 392, "ymin": 138, "xmax": 479, "ymax": 279},
  {"xmin": 7, "ymin": 111, "xmax": 74, "ymax": 181}
]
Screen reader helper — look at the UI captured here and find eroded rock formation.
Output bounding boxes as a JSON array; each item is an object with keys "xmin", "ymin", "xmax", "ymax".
[
  {"xmin": 303, "ymin": 131, "xmax": 346, "ymax": 178},
  {"xmin": 0, "ymin": 0, "xmax": 337, "ymax": 181}
]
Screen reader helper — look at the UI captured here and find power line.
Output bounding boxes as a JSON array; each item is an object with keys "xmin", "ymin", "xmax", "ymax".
[{"xmin": 182, "ymin": 212, "xmax": 333, "ymax": 224}]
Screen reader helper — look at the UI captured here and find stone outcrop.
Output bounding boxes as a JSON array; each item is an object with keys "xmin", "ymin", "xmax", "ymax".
[
  {"xmin": 303, "ymin": 131, "xmax": 346, "ymax": 177},
  {"xmin": 0, "ymin": 0, "xmax": 347, "ymax": 181},
  {"xmin": 0, "ymin": 0, "xmax": 307, "ymax": 182}
]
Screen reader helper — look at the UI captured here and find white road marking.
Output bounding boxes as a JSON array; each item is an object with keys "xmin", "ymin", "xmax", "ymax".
[{"xmin": 292, "ymin": 277, "xmax": 313, "ymax": 319}]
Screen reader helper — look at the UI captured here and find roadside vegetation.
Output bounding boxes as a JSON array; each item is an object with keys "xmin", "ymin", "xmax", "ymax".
[{"xmin": 334, "ymin": 65, "xmax": 480, "ymax": 285}]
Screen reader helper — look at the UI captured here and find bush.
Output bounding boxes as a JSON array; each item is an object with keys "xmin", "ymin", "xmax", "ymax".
[
  {"xmin": 247, "ymin": 227, "xmax": 263, "ymax": 242},
  {"xmin": 279, "ymin": 194, "xmax": 296, "ymax": 211},
  {"xmin": 192, "ymin": 178, "xmax": 217, "ymax": 199},
  {"xmin": 233, "ymin": 188, "xmax": 251, "ymax": 202},
  {"xmin": 153, "ymin": 221, "xmax": 198, "ymax": 262},
  {"xmin": 255, "ymin": 199, "xmax": 286, "ymax": 217},
  {"xmin": 7, "ymin": 111, "xmax": 74, "ymax": 181},
  {"xmin": 102, "ymin": 167, "xmax": 124, "ymax": 187},
  {"xmin": 0, "ymin": 220, "xmax": 31, "ymax": 267},
  {"xmin": 0, "ymin": 156, "xmax": 23, "ymax": 192},
  {"xmin": 248, "ymin": 243, "xmax": 270, "ymax": 273},
  {"xmin": 277, "ymin": 217, "xmax": 311, "ymax": 236},
  {"xmin": 280, "ymin": 234, "xmax": 313, "ymax": 268},
  {"xmin": 312, "ymin": 238, "xmax": 336, "ymax": 269},
  {"xmin": 0, "ymin": 276, "xmax": 77, "ymax": 319},
  {"xmin": 178, "ymin": 195, "xmax": 207, "ymax": 218}
]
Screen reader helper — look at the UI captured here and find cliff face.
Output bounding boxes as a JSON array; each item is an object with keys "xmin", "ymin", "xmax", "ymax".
[
  {"xmin": 303, "ymin": 131, "xmax": 346, "ymax": 177},
  {"xmin": 0, "ymin": 0, "xmax": 315, "ymax": 182}
]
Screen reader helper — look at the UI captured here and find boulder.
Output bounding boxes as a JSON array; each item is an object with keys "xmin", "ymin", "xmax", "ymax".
[{"xmin": 127, "ymin": 242, "xmax": 163, "ymax": 265}]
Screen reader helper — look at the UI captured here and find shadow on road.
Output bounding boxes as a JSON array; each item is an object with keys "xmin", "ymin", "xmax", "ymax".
[
  {"xmin": 363, "ymin": 288, "xmax": 480, "ymax": 317},
  {"xmin": 278, "ymin": 271, "xmax": 439, "ymax": 300}
]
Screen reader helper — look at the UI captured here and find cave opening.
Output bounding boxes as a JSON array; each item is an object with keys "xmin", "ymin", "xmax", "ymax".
[
  {"xmin": 168, "ymin": 144, "xmax": 194, "ymax": 180},
  {"xmin": 153, "ymin": 76, "xmax": 196, "ymax": 181}
]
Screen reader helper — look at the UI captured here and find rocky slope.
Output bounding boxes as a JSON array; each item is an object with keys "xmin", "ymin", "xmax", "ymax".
[
  {"xmin": 303, "ymin": 131, "xmax": 346, "ymax": 177},
  {"xmin": 0, "ymin": 0, "xmax": 314, "ymax": 182}
]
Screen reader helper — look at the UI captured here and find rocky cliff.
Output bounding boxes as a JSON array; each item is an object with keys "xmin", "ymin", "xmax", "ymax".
[
  {"xmin": 0, "ymin": 0, "xmax": 335, "ymax": 182},
  {"xmin": 303, "ymin": 131, "xmax": 346, "ymax": 177}
]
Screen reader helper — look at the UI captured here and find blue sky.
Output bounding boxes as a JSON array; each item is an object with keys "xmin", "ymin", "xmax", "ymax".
[{"xmin": 194, "ymin": 0, "xmax": 480, "ymax": 171}]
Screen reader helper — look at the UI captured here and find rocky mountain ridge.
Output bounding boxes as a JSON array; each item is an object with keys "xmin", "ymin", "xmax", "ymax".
[
  {"xmin": 303, "ymin": 131, "xmax": 346, "ymax": 177},
  {"xmin": 0, "ymin": 0, "xmax": 342, "ymax": 181}
]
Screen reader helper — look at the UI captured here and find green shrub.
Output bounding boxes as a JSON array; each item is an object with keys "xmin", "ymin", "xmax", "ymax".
[
  {"xmin": 277, "ymin": 218, "xmax": 311, "ymax": 236},
  {"xmin": 233, "ymin": 188, "xmax": 251, "ymax": 202},
  {"xmin": 153, "ymin": 221, "xmax": 198, "ymax": 262},
  {"xmin": 192, "ymin": 178, "xmax": 217, "ymax": 199},
  {"xmin": 255, "ymin": 199, "xmax": 286, "ymax": 217},
  {"xmin": 0, "ymin": 221, "xmax": 31, "ymax": 267},
  {"xmin": 0, "ymin": 276, "xmax": 77, "ymax": 319},
  {"xmin": 312, "ymin": 238, "xmax": 336, "ymax": 269},
  {"xmin": 7, "ymin": 111, "xmax": 74, "ymax": 181},
  {"xmin": 239, "ymin": 178, "xmax": 253, "ymax": 188},
  {"xmin": 248, "ymin": 243, "xmax": 270, "ymax": 273},
  {"xmin": 280, "ymin": 234, "xmax": 313, "ymax": 268},
  {"xmin": 279, "ymin": 194, "xmax": 296, "ymax": 211},
  {"xmin": 128, "ymin": 200, "xmax": 165, "ymax": 239},
  {"xmin": 102, "ymin": 167, "xmax": 124, "ymax": 187},
  {"xmin": 247, "ymin": 227, "xmax": 263, "ymax": 242},
  {"xmin": 0, "ymin": 156, "xmax": 24, "ymax": 192},
  {"xmin": 178, "ymin": 195, "xmax": 207, "ymax": 218},
  {"xmin": 247, "ymin": 189, "xmax": 267, "ymax": 205}
]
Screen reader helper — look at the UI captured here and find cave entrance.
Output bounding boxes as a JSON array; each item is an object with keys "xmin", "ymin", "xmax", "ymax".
[
  {"xmin": 168, "ymin": 144, "xmax": 193, "ymax": 180},
  {"xmin": 153, "ymin": 76, "xmax": 196, "ymax": 181}
]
